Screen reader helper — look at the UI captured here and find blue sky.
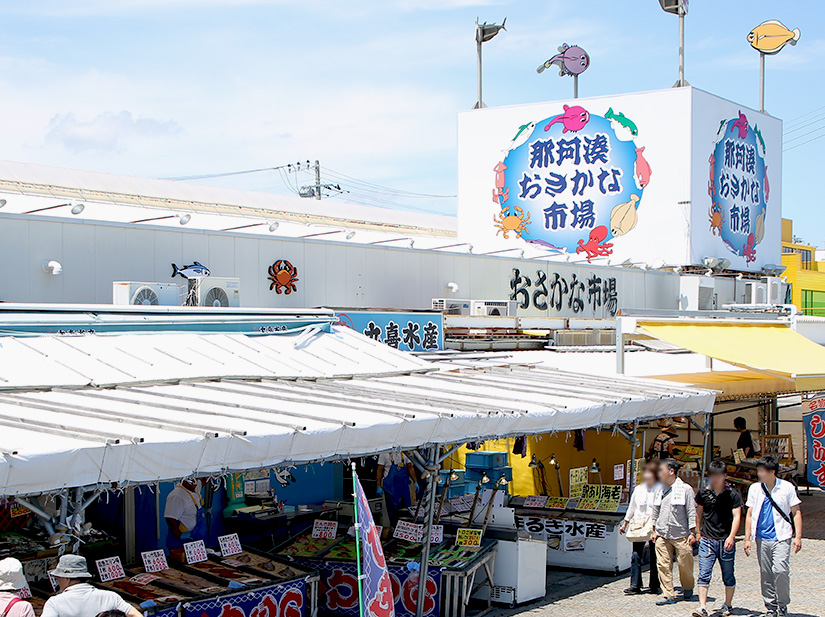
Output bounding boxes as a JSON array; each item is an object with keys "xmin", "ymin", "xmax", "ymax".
[{"xmin": 0, "ymin": 1, "xmax": 823, "ymax": 242}]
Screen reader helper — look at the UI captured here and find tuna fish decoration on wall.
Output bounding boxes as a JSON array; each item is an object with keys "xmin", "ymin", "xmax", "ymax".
[{"xmin": 171, "ymin": 261, "xmax": 211, "ymax": 278}]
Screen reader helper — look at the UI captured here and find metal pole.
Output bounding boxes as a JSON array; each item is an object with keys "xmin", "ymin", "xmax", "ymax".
[
  {"xmin": 351, "ymin": 463, "xmax": 365, "ymax": 617},
  {"xmin": 476, "ymin": 38, "xmax": 483, "ymax": 109},
  {"xmin": 416, "ymin": 447, "xmax": 439, "ymax": 617},
  {"xmin": 573, "ymin": 74, "xmax": 578, "ymax": 99},
  {"xmin": 759, "ymin": 53, "xmax": 766, "ymax": 113},
  {"xmin": 314, "ymin": 160, "xmax": 322, "ymax": 200},
  {"xmin": 616, "ymin": 317, "xmax": 625, "ymax": 374},
  {"xmin": 700, "ymin": 413, "xmax": 712, "ymax": 487},
  {"xmin": 629, "ymin": 419, "xmax": 639, "ymax": 493},
  {"xmin": 678, "ymin": 11, "xmax": 685, "ymax": 87}
]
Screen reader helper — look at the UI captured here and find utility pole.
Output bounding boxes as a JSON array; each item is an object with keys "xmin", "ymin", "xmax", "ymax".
[{"xmin": 314, "ymin": 160, "xmax": 321, "ymax": 200}]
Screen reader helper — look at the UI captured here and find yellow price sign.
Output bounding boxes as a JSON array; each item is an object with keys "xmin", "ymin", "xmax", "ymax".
[{"xmin": 455, "ymin": 528, "xmax": 483, "ymax": 548}]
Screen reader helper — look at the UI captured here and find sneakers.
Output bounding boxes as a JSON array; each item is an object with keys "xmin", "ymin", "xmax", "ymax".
[
  {"xmin": 646, "ymin": 587, "xmax": 662, "ymax": 595},
  {"xmin": 624, "ymin": 587, "xmax": 642, "ymax": 595},
  {"xmin": 683, "ymin": 588, "xmax": 695, "ymax": 600},
  {"xmin": 718, "ymin": 604, "xmax": 732, "ymax": 616},
  {"xmin": 691, "ymin": 610, "xmax": 709, "ymax": 617},
  {"xmin": 656, "ymin": 597, "xmax": 677, "ymax": 606}
]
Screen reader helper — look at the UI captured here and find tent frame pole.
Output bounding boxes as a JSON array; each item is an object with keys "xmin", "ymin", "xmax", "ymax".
[
  {"xmin": 629, "ymin": 419, "xmax": 639, "ymax": 493},
  {"xmin": 416, "ymin": 445, "xmax": 440, "ymax": 617}
]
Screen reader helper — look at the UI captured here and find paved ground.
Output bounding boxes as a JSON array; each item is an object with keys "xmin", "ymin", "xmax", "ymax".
[{"xmin": 487, "ymin": 491, "xmax": 824, "ymax": 617}]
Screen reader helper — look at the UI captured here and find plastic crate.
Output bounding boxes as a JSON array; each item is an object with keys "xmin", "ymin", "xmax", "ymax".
[
  {"xmin": 440, "ymin": 482, "xmax": 465, "ymax": 499},
  {"xmin": 465, "ymin": 451, "xmax": 509, "ymax": 469},
  {"xmin": 464, "ymin": 480, "xmax": 511, "ymax": 496}
]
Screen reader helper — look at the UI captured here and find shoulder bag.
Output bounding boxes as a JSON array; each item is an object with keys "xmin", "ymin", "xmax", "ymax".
[{"xmin": 761, "ymin": 482, "xmax": 796, "ymax": 537}]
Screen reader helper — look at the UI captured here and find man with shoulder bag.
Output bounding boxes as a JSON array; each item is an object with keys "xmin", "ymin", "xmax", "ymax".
[{"xmin": 744, "ymin": 456, "xmax": 803, "ymax": 617}]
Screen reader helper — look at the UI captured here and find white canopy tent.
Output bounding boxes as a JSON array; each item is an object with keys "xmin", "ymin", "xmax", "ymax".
[{"xmin": 0, "ymin": 326, "xmax": 715, "ymax": 496}]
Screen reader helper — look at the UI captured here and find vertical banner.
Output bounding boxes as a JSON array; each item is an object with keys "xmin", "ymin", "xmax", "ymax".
[{"xmin": 803, "ymin": 393, "xmax": 825, "ymax": 488}]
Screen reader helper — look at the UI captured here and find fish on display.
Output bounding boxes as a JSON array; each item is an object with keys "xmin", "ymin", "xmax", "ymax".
[
  {"xmin": 545, "ymin": 105, "xmax": 590, "ymax": 134},
  {"xmin": 172, "ymin": 262, "xmax": 211, "ymax": 278},
  {"xmin": 633, "ymin": 147, "xmax": 652, "ymax": 189},
  {"xmin": 536, "ymin": 43, "xmax": 590, "ymax": 76},
  {"xmin": 503, "ymin": 122, "xmax": 536, "ymax": 154},
  {"xmin": 748, "ymin": 20, "xmax": 800, "ymax": 54},
  {"xmin": 605, "ymin": 107, "xmax": 638, "ymax": 136},
  {"xmin": 730, "ymin": 111, "xmax": 749, "ymax": 139}
]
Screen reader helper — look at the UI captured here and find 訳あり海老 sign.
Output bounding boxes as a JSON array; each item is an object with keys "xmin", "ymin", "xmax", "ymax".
[
  {"xmin": 492, "ymin": 104, "xmax": 650, "ymax": 261},
  {"xmin": 708, "ymin": 110, "xmax": 769, "ymax": 263}
]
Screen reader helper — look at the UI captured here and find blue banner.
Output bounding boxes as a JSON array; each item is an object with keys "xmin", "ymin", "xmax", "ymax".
[
  {"xmin": 335, "ymin": 312, "xmax": 443, "ymax": 352},
  {"xmin": 354, "ymin": 471, "xmax": 395, "ymax": 617},
  {"xmin": 297, "ymin": 560, "xmax": 440, "ymax": 617},
  {"xmin": 182, "ymin": 579, "xmax": 306, "ymax": 617},
  {"xmin": 804, "ymin": 394, "xmax": 825, "ymax": 488}
]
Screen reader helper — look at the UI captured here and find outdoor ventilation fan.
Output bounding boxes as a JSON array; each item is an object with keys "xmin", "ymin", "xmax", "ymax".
[
  {"xmin": 131, "ymin": 286, "xmax": 159, "ymax": 305},
  {"xmin": 203, "ymin": 285, "xmax": 229, "ymax": 307}
]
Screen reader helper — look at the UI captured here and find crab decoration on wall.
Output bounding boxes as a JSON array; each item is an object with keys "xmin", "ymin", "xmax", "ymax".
[{"xmin": 268, "ymin": 259, "xmax": 299, "ymax": 294}]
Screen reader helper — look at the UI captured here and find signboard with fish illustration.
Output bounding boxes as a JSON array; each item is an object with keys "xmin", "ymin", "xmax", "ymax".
[
  {"xmin": 748, "ymin": 20, "xmax": 800, "ymax": 55},
  {"xmin": 458, "ymin": 86, "xmax": 781, "ymax": 272}
]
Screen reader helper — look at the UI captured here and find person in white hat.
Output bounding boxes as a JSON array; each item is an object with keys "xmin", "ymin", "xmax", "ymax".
[
  {"xmin": 0, "ymin": 558, "xmax": 35, "ymax": 617},
  {"xmin": 41, "ymin": 555, "xmax": 140, "ymax": 617}
]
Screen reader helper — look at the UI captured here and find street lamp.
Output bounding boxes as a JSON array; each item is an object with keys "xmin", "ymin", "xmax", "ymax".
[
  {"xmin": 474, "ymin": 18, "xmax": 506, "ymax": 109},
  {"xmin": 658, "ymin": 0, "xmax": 689, "ymax": 87}
]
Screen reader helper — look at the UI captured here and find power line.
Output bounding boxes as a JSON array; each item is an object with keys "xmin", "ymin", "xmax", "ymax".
[
  {"xmin": 323, "ymin": 167, "xmax": 456, "ymax": 199},
  {"xmin": 784, "ymin": 105, "xmax": 825, "ymax": 129},
  {"xmin": 783, "ymin": 112, "xmax": 825, "ymax": 135},
  {"xmin": 784, "ymin": 130, "xmax": 825, "ymax": 152}
]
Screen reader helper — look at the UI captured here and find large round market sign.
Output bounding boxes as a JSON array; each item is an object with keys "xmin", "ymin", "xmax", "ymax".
[
  {"xmin": 708, "ymin": 110, "xmax": 769, "ymax": 263},
  {"xmin": 493, "ymin": 104, "xmax": 650, "ymax": 261}
]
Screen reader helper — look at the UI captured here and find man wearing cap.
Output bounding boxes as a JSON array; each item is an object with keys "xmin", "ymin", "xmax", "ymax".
[
  {"xmin": 0, "ymin": 558, "xmax": 35, "ymax": 617},
  {"xmin": 41, "ymin": 555, "xmax": 140, "ymax": 617}
]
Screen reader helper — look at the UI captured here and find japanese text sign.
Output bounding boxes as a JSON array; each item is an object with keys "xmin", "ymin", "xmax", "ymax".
[
  {"xmin": 95, "ymin": 556, "xmax": 125, "ymax": 583},
  {"xmin": 183, "ymin": 540, "xmax": 208, "ymax": 564},
  {"xmin": 141, "ymin": 549, "xmax": 168, "ymax": 573},
  {"xmin": 218, "ymin": 533, "xmax": 243, "ymax": 557},
  {"xmin": 804, "ymin": 393, "xmax": 825, "ymax": 488},
  {"xmin": 455, "ymin": 528, "xmax": 483, "ymax": 548},
  {"xmin": 312, "ymin": 520, "xmax": 338, "ymax": 540}
]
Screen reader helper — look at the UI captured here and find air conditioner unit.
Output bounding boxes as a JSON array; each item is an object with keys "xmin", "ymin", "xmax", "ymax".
[
  {"xmin": 186, "ymin": 277, "xmax": 240, "ymax": 307},
  {"xmin": 744, "ymin": 281, "xmax": 767, "ymax": 305},
  {"xmin": 765, "ymin": 276, "xmax": 784, "ymax": 304},
  {"xmin": 113, "ymin": 281, "xmax": 181, "ymax": 306},
  {"xmin": 431, "ymin": 298, "xmax": 471, "ymax": 315},
  {"xmin": 470, "ymin": 300, "xmax": 518, "ymax": 317}
]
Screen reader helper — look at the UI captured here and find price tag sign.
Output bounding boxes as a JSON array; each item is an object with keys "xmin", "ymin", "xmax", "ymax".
[
  {"xmin": 17, "ymin": 584, "xmax": 31, "ymax": 599},
  {"xmin": 141, "ymin": 549, "xmax": 169, "ymax": 573},
  {"xmin": 311, "ymin": 520, "xmax": 338, "ymax": 540},
  {"xmin": 393, "ymin": 520, "xmax": 423, "ymax": 543},
  {"xmin": 455, "ymin": 528, "xmax": 483, "ymax": 548},
  {"xmin": 218, "ymin": 533, "xmax": 243, "ymax": 557},
  {"xmin": 523, "ymin": 495, "xmax": 549, "ymax": 508},
  {"xmin": 10, "ymin": 503, "xmax": 29, "ymax": 518},
  {"xmin": 130, "ymin": 573, "xmax": 160, "ymax": 586},
  {"xmin": 569, "ymin": 467, "xmax": 588, "ymax": 499},
  {"xmin": 429, "ymin": 525, "xmax": 444, "ymax": 544},
  {"xmin": 95, "ymin": 556, "xmax": 126, "ymax": 583},
  {"xmin": 613, "ymin": 464, "xmax": 625, "ymax": 481},
  {"xmin": 184, "ymin": 540, "xmax": 208, "ymax": 564},
  {"xmin": 545, "ymin": 497, "xmax": 569, "ymax": 509}
]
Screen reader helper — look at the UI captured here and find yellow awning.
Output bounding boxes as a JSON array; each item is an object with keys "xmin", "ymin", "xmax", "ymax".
[
  {"xmin": 637, "ymin": 321, "xmax": 825, "ymax": 391},
  {"xmin": 647, "ymin": 370, "xmax": 796, "ymax": 400}
]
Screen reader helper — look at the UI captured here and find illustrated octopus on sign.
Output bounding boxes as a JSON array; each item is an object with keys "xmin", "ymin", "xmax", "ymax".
[
  {"xmin": 493, "ymin": 206, "xmax": 531, "ymax": 239},
  {"xmin": 268, "ymin": 260, "xmax": 299, "ymax": 294},
  {"xmin": 743, "ymin": 233, "xmax": 757, "ymax": 264},
  {"xmin": 576, "ymin": 225, "xmax": 613, "ymax": 263},
  {"xmin": 709, "ymin": 202, "xmax": 724, "ymax": 236}
]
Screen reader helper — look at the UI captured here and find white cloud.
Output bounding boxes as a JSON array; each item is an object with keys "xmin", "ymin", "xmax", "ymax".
[{"xmin": 45, "ymin": 111, "xmax": 181, "ymax": 154}]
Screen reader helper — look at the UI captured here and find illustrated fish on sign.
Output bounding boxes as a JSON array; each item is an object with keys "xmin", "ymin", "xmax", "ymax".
[
  {"xmin": 536, "ymin": 43, "xmax": 590, "ymax": 76},
  {"xmin": 730, "ymin": 111, "xmax": 749, "ymax": 139},
  {"xmin": 605, "ymin": 107, "xmax": 638, "ymax": 136},
  {"xmin": 753, "ymin": 125, "xmax": 766, "ymax": 154},
  {"xmin": 610, "ymin": 194, "xmax": 640, "ymax": 237},
  {"xmin": 633, "ymin": 147, "xmax": 652, "ymax": 189},
  {"xmin": 172, "ymin": 261, "xmax": 211, "ymax": 279},
  {"xmin": 502, "ymin": 122, "xmax": 536, "ymax": 154},
  {"xmin": 545, "ymin": 105, "xmax": 590, "ymax": 133},
  {"xmin": 748, "ymin": 20, "xmax": 800, "ymax": 54}
]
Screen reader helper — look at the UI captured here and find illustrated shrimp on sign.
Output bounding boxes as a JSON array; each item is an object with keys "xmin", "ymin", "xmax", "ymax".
[
  {"xmin": 576, "ymin": 225, "xmax": 613, "ymax": 262},
  {"xmin": 493, "ymin": 206, "xmax": 531, "ymax": 239},
  {"xmin": 709, "ymin": 202, "xmax": 724, "ymax": 236}
]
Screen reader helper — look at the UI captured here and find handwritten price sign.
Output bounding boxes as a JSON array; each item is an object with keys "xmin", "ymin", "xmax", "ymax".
[
  {"xmin": 393, "ymin": 520, "xmax": 422, "ymax": 543},
  {"xmin": 546, "ymin": 497, "xmax": 569, "ymax": 509},
  {"xmin": 523, "ymin": 495, "xmax": 549, "ymax": 508},
  {"xmin": 184, "ymin": 540, "xmax": 208, "ymax": 564},
  {"xmin": 455, "ymin": 528, "xmax": 483, "ymax": 548},
  {"xmin": 141, "ymin": 549, "xmax": 168, "ymax": 573},
  {"xmin": 429, "ymin": 524, "xmax": 444, "ymax": 544},
  {"xmin": 96, "ymin": 556, "xmax": 126, "ymax": 583},
  {"xmin": 130, "ymin": 573, "xmax": 160, "ymax": 586},
  {"xmin": 312, "ymin": 520, "xmax": 338, "ymax": 540},
  {"xmin": 218, "ymin": 533, "xmax": 243, "ymax": 557}
]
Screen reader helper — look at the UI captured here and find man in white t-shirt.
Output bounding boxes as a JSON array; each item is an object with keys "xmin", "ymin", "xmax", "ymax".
[
  {"xmin": 41, "ymin": 555, "xmax": 140, "ymax": 617},
  {"xmin": 743, "ymin": 456, "xmax": 803, "ymax": 617},
  {"xmin": 164, "ymin": 478, "xmax": 206, "ymax": 556}
]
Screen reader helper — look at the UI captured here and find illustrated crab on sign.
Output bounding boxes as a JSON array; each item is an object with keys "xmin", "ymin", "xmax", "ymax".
[
  {"xmin": 709, "ymin": 202, "xmax": 725, "ymax": 236},
  {"xmin": 576, "ymin": 225, "xmax": 613, "ymax": 263},
  {"xmin": 493, "ymin": 206, "xmax": 531, "ymax": 239},
  {"xmin": 268, "ymin": 259, "xmax": 299, "ymax": 294}
]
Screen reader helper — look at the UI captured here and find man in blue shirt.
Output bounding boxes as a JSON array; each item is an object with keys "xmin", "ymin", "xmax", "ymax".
[{"xmin": 744, "ymin": 456, "xmax": 803, "ymax": 617}]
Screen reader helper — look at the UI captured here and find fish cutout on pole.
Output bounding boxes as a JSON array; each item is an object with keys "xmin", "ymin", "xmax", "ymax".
[
  {"xmin": 537, "ymin": 44, "xmax": 590, "ymax": 76},
  {"xmin": 171, "ymin": 262, "xmax": 210, "ymax": 279},
  {"xmin": 748, "ymin": 20, "xmax": 800, "ymax": 54}
]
